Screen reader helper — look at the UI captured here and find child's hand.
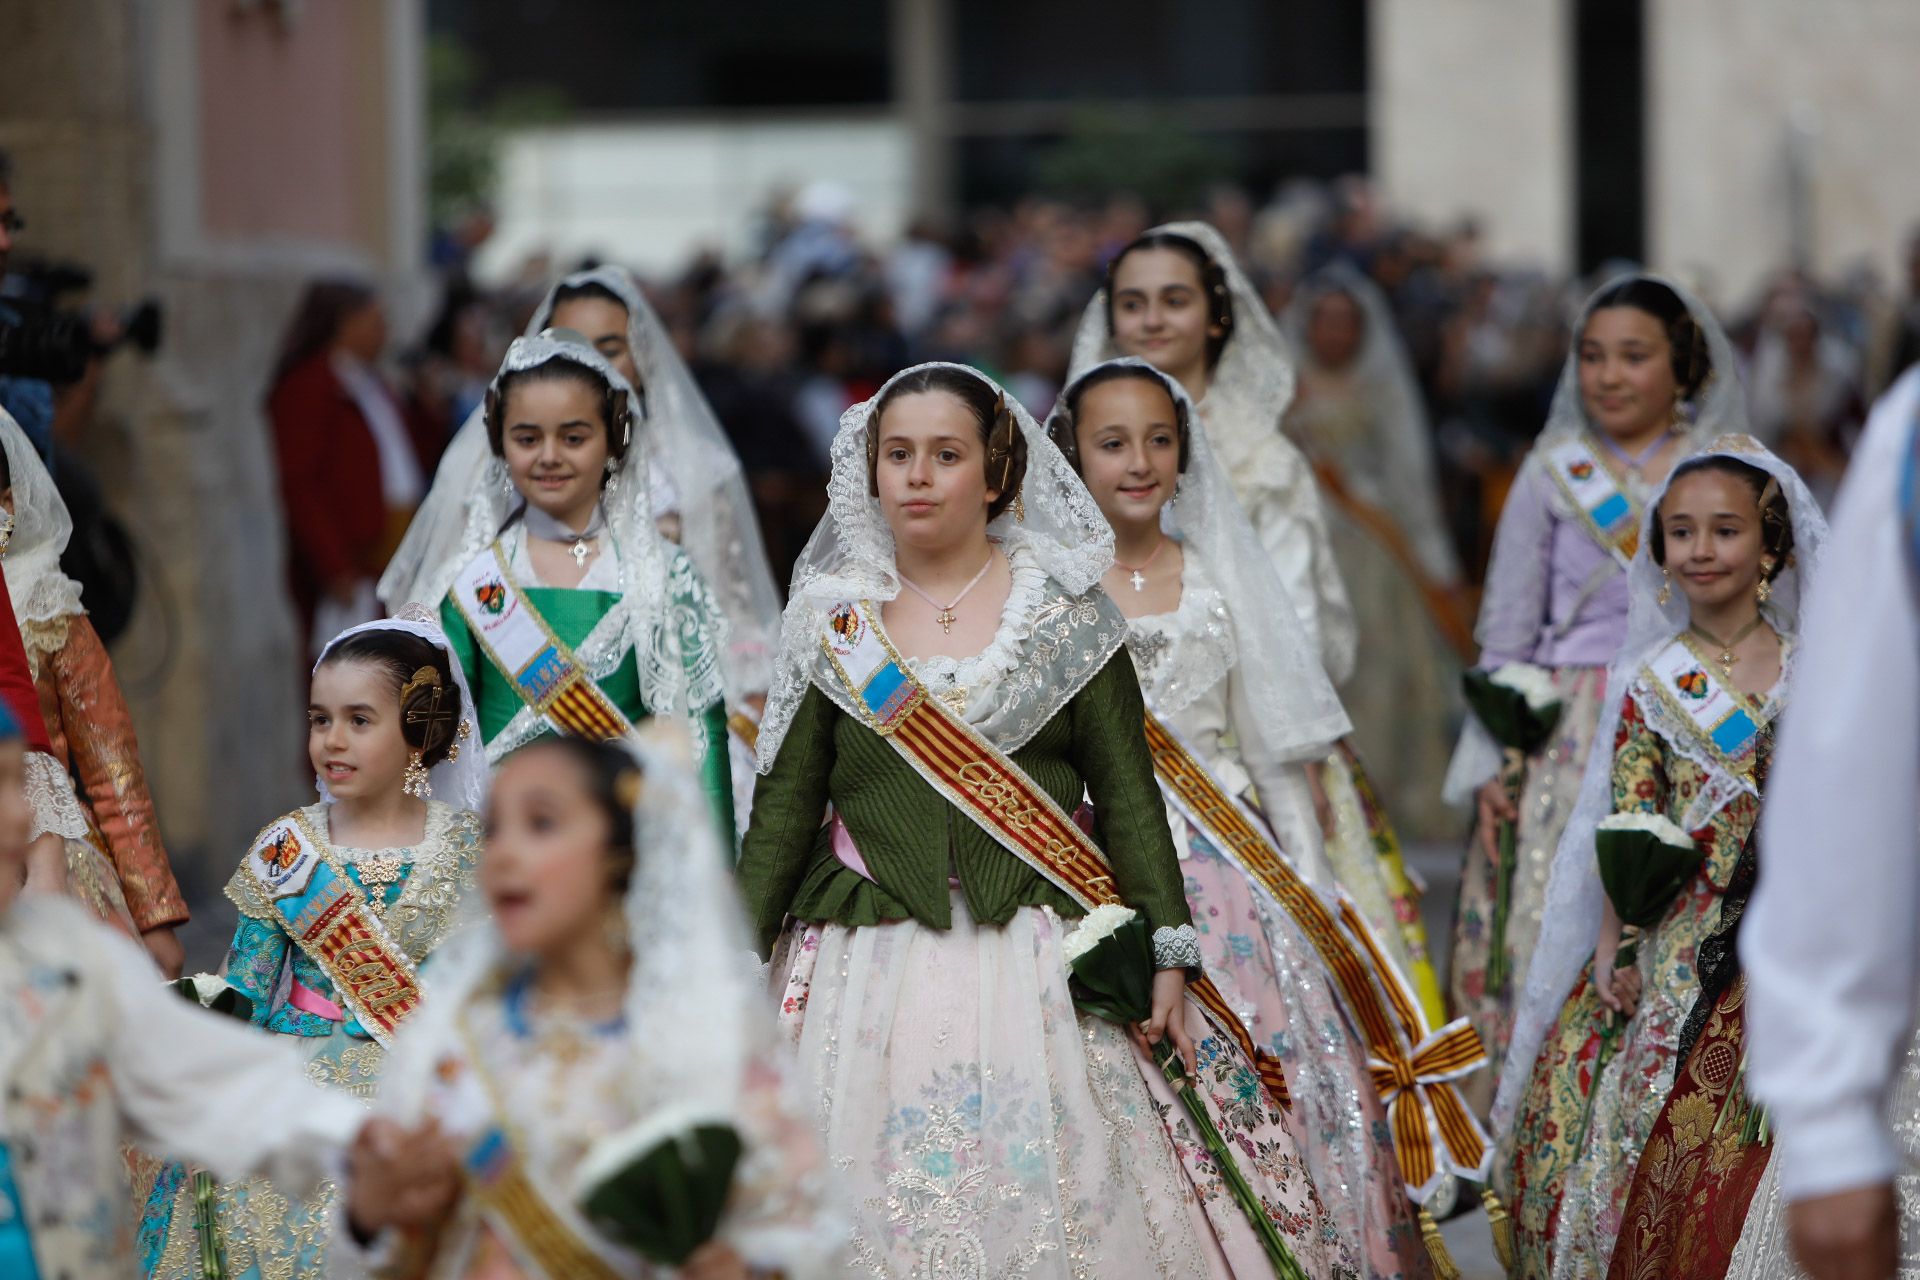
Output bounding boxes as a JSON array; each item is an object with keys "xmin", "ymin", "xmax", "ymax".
[
  {"xmin": 1129, "ymin": 968, "xmax": 1198, "ymax": 1078},
  {"xmin": 142, "ymin": 925, "xmax": 186, "ymax": 979},
  {"xmin": 346, "ymin": 1117, "xmax": 461, "ymax": 1238},
  {"xmin": 680, "ymin": 1241, "xmax": 751, "ymax": 1280}
]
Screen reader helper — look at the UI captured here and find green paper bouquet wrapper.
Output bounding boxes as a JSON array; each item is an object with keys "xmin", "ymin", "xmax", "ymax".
[
  {"xmin": 574, "ymin": 1112, "xmax": 743, "ymax": 1266},
  {"xmin": 171, "ymin": 973, "xmax": 254, "ymax": 1023},
  {"xmin": 1596, "ymin": 813, "xmax": 1702, "ymax": 928},
  {"xmin": 1461, "ymin": 665, "xmax": 1564, "ymax": 757},
  {"xmin": 1462, "ymin": 664, "xmax": 1564, "ymax": 992}
]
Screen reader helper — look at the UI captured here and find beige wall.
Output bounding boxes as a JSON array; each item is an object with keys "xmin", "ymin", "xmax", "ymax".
[
  {"xmin": 1370, "ymin": 0, "xmax": 1573, "ymax": 273},
  {"xmin": 0, "ymin": 0, "xmax": 423, "ymax": 939},
  {"xmin": 1647, "ymin": 0, "xmax": 1920, "ymax": 306}
]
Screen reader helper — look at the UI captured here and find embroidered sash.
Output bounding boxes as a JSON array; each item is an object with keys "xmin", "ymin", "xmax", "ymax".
[
  {"xmin": 1545, "ymin": 437, "xmax": 1642, "ymax": 569},
  {"xmin": 1143, "ymin": 712, "xmax": 1492, "ymax": 1197},
  {"xmin": 1641, "ymin": 636, "xmax": 1771, "ymax": 785},
  {"xmin": 447, "ymin": 1017, "xmax": 626, "ymax": 1280},
  {"xmin": 452, "ymin": 544, "xmax": 636, "ymax": 743},
  {"xmin": 242, "ymin": 813, "xmax": 423, "ymax": 1047},
  {"xmin": 818, "ymin": 599, "xmax": 1292, "ymax": 1108}
]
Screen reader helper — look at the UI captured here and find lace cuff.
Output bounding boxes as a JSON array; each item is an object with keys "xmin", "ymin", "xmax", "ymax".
[
  {"xmin": 25, "ymin": 749, "xmax": 89, "ymax": 840},
  {"xmin": 1152, "ymin": 923, "xmax": 1201, "ymax": 970}
]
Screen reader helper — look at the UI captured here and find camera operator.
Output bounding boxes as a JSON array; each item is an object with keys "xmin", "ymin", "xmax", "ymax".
[
  {"xmin": 0, "ymin": 148, "xmax": 55, "ymax": 451},
  {"xmin": 0, "ymin": 149, "xmax": 154, "ymax": 645}
]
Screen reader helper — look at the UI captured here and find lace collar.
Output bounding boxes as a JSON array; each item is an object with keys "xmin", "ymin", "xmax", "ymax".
[{"xmin": 810, "ymin": 541, "xmax": 1129, "ymax": 753}]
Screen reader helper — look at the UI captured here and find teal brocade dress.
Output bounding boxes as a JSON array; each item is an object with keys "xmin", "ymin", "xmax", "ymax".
[{"xmin": 137, "ymin": 802, "xmax": 482, "ymax": 1279}]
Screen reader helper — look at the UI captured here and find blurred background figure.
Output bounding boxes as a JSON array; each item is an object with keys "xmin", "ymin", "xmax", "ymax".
[
  {"xmin": 266, "ymin": 280, "xmax": 441, "ymax": 656},
  {"xmin": 1283, "ymin": 263, "xmax": 1470, "ymax": 842}
]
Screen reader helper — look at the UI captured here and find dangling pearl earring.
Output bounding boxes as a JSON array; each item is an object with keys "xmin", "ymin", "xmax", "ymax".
[
  {"xmin": 1657, "ymin": 569, "xmax": 1672, "ymax": 606},
  {"xmin": 402, "ymin": 751, "xmax": 431, "ymax": 799},
  {"xmin": 1756, "ymin": 555, "xmax": 1776, "ymax": 604}
]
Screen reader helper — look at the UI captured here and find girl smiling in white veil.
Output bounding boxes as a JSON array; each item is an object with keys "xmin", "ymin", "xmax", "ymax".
[
  {"xmin": 1499, "ymin": 437, "xmax": 1826, "ymax": 1279},
  {"xmin": 1049, "ymin": 356, "xmax": 1426, "ymax": 1277}
]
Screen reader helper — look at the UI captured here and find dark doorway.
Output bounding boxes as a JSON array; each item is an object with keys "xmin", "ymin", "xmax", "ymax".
[{"xmin": 1574, "ymin": 0, "xmax": 1646, "ymax": 272}]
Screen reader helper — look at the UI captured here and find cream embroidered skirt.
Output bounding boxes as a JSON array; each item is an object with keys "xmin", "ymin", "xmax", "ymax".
[{"xmin": 772, "ymin": 890, "xmax": 1356, "ymax": 1279}]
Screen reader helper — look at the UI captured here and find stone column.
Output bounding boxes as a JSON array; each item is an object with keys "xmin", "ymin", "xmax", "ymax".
[{"xmin": 1369, "ymin": 0, "xmax": 1574, "ymax": 274}]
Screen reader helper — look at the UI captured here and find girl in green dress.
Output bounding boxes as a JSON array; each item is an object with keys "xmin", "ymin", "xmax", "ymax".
[
  {"xmin": 740, "ymin": 361, "xmax": 1355, "ymax": 1278},
  {"xmin": 435, "ymin": 331, "xmax": 735, "ymax": 842}
]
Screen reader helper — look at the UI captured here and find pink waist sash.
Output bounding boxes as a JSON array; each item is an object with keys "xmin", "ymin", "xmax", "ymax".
[{"xmin": 288, "ymin": 979, "xmax": 346, "ymax": 1022}]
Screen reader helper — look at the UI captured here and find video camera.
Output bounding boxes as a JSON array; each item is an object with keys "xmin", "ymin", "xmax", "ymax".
[{"xmin": 0, "ymin": 256, "xmax": 161, "ymax": 383}]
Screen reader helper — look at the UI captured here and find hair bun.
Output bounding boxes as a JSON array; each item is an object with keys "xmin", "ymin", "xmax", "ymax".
[{"xmin": 400, "ymin": 663, "xmax": 458, "ymax": 763}]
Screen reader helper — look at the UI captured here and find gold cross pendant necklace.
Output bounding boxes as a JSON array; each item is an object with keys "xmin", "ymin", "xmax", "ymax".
[
  {"xmin": 898, "ymin": 551, "xmax": 997, "ymax": 636},
  {"xmin": 1689, "ymin": 617, "xmax": 1764, "ymax": 679}
]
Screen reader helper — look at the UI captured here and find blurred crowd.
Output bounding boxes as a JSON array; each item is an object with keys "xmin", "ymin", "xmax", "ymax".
[{"xmin": 377, "ymin": 177, "xmax": 1920, "ymax": 592}]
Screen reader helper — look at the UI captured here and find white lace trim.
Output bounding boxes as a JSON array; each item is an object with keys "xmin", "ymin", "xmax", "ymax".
[
  {"xmin": 1125, "ymin": 554, "xmax": 1236, "ymax": 719},
  {"xmin": 908, "ymin": 547, "xmax": 1050, "ymax": 720},
  {"xmin": 1152, "ymin": 923, "xmax": 1201, "ymax": 970},
  {"xmin": 1630, "ymin": 638, "xmax": 1792, "ymax": 831},
  {"xmin": 6, "ymin": 549, "xmax": 85, "ymax": 629},
  {"xmin": 25, "ymin": 749, "xmax": 89, "ymax": 840}
]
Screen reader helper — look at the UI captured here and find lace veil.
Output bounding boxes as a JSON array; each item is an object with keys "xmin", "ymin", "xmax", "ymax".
[
  {"xmin": 1070, "ymin": 220, "xmax": 1297, "ymax": 473},
  {"xmin": 1280, "ymin": 261, "xmax": 1461, "ymax": 583},
  {"xmin": 1068, "ymin": 221, "xmax": 1357, "ymax": 683},
  {"xmin": 379, "ymin": 267, "xmax": 780, "ymax": 703},
  {"xmin": 755, "ymin": 361, "xmax": 1114, "ymax": 770},
  {"xmin": 1047, "ymin": 357, "xmax": 1349, "ymax": 763},
  {"xmin": 0, "ymin": 407, "xmax": 84, "ymax": 627},
  {"xmin": 1492, "ymin": 435, "xmax": 1828, "ymax": 1133},
  {"xmin": 1444, "ymin": 273, "xmax": 1743, "ymax": 805},
  {"xmin": 313, "ymin": 610, "xmax": 492, "ymax": 815}
]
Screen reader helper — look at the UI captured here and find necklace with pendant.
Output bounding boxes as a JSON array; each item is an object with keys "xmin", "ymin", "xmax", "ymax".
[
  {"xmin": 1114, "ymin": 536, "xmax": 1167, "ymax": 592},
  {"xmin": 1599, "ymin": 430, "xmax": 1673, "ymax": 478},
  {"xmin": 524, "ymin": 505, "xmax": 606, "ymax": 572},
  {"xmin": 898, "ymin": 551, "xmax": 997, "ymax": 635},
  {"xmin": 1689, "ymin": 617, "xmax": 1764, "ymax": 678}
]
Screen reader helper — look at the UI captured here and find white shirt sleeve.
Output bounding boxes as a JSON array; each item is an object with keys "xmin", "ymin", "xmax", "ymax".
[
  {"xmin": 102, "ymin": 923, "xmax": 365, "ymax": 1195},
  {"xmin": 1743, "ymin": 370, "xmax": 1920, "ymax": 1201}
]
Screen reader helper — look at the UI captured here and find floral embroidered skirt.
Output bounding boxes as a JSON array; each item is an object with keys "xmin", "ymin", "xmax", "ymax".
[
  {"xmin": 1178, "ymin": 819, "xmax": 1428, "ymax": 1280},
  {"xmin": 1448, "ymin": 664, "xmax": 1608, "ymax": 1113},
  {"xmin": 772, "ymin": 891, "xmax": 1357, "ymax": 1279},
  {"xmin": 1506, "ymin": 874, "xmax": 1727, "ymax": 1279},
  {"xmin": 138, "ymin": 1028, "xmax": 382, "ymax": 1278},
  {"xmin": 1605, "ymin": 978, "xmax": 1772, "ymax": 1280}
]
